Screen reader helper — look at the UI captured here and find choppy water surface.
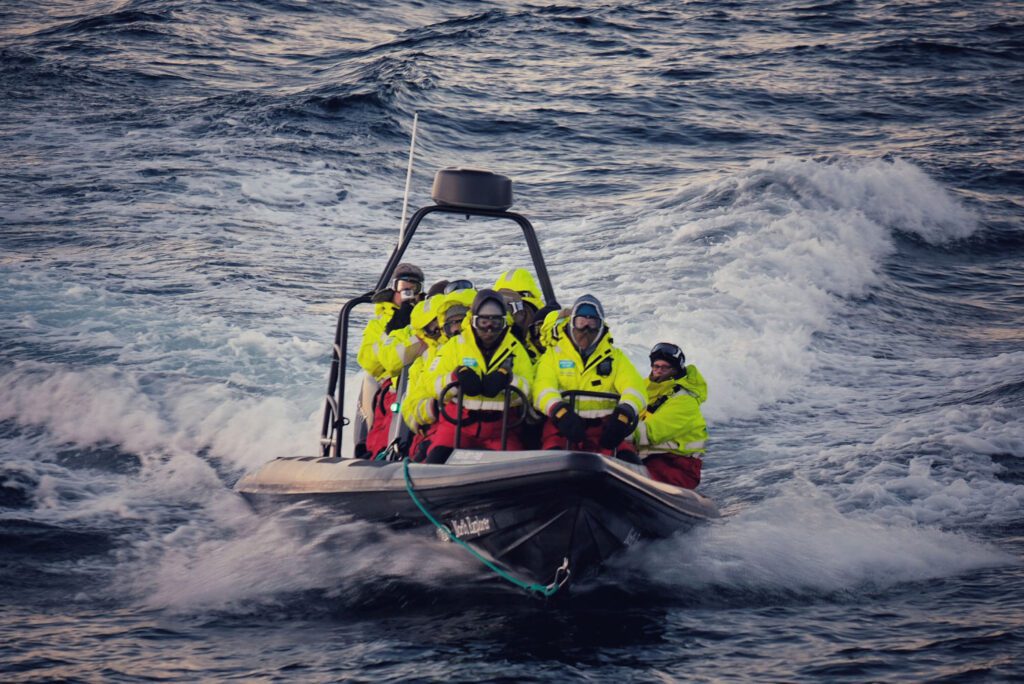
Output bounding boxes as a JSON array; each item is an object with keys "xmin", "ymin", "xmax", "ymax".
[{"xmin": 2, "ymin": 0, "xmax": 1023, "ymax": 680}]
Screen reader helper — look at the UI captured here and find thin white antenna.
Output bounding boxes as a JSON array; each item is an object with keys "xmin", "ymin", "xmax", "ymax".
[{"xmin": 398, "ymin": 112, "xmax": 418, "ymax": 246}]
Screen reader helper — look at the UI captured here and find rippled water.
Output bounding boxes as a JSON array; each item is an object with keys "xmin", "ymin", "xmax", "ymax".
[{"xmin": 2, "ymin": 0, "xmax": 1023, "ymax": 681}]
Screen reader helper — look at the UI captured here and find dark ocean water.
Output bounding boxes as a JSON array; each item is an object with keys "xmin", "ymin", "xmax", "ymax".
[{"xmin": 2, "ymin": 0, "xmax": 1023, "ymax": 681}]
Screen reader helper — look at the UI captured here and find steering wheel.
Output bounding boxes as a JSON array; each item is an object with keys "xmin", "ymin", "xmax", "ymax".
[
  {"xmin": 438, "ymin": 381, "xmax": 529, "ymax": 429},
  {"xmin": 558, "ymin": 390, "xmax": 640, "ymax": 432}
]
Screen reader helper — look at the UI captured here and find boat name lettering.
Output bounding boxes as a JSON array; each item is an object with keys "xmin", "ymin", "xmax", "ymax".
[{"xmin": 449, "ymin": 515, "xmax": 493, "ymax": 538}]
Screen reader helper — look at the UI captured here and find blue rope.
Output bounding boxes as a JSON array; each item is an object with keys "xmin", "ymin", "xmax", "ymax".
[{"xmin": 402, "ymin": 457, "xmax": 565, "ymax": 598}]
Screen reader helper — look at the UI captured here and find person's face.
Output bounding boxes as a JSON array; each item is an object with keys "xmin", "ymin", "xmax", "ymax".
[
  {"xmin": 473, "ymin": 300, "xmax": 507, "ymax": 346},
  {"xmin": 570, "ymin": 315, "xmax": 601, "ymax": 349},
  {"xmin": 443, "ymin": 315, "xmax": 464, "ymax": 338},
  {"xmin": 393, "ymin": 279, "xmax": 420, "ymax": 306},
  {"xmin": 420, "ymin": 320, "xmax": 441, "ymax": 342},
  {"xmin": 650, "ymin": 360, "xmax": 676, "ymax": 382},
  {"xmin": 503, "ymin": 297, "xmax": 531, "ymax": 329}
]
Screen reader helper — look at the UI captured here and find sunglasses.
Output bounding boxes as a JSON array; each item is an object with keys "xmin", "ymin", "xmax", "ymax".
[
  {"xmin": 572, "ymin": 316, "xmax": 601, "ymax": 332},
  {"xmin": 472, "ymin": 314, "xmax": 507, "ymax": 332}
]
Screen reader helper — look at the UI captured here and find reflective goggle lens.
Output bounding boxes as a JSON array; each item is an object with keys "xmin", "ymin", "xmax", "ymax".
[
  {"xmin": 443, "ymin": 317, "xmax": 464, "ymax": 336},
  {"xmin": 444, "ymin": 279, "xmax": 474, "ymax": 294},
  {"xmin": 572, "ymin": 316, "xmax": 601, "ymax": 331},
  {"xmin": 472, "ymin": 314, "xmax": 507, "ymax": 332},
  {"xmin": 423, "ymin": 323, "xmax": 441, "ymax": 339},
  {"xmin": 394, "ymin": 278, "xmax": 422, "ymax": 293}
]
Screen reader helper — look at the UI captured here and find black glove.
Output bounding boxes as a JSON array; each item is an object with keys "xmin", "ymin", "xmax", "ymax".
[
  {"xmin": 372, "ymin": 288, "xmax": 395, "ymax": 304},
  {"xmin": 551, "ymin": 403, "xmax": 586, "ymax": 443},
  {"xmin": 455, "ymin": 366, "xmax": 483, "ymax": 395},
  {"xmin": 599, "ymin": 404, "xmax": 635, "ymax": 450},
  {"xmin": 479, "ymin": 368, "xmax": 511, "ymax": 397},
  {"xmin": 385, "ymin": 301, "xmax": 413, "ymax": 332}
]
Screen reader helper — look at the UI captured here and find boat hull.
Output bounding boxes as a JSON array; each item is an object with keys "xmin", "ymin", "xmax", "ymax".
[{"xmin": 236, "ymin": 450, "xmax": 718, "ymax": 590}]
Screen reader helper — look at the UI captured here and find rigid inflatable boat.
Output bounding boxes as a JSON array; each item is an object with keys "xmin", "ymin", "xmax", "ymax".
[{"xmin": 236, "ymin": 168, "xmax": 719, "ymax": 595}]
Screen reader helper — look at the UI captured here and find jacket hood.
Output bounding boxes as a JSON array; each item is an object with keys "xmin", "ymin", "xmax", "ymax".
[
  {"xmin": 678, "ymin": 364, "xmax": 708, "ymax": 403},
  {"xmin": 493, "ymin": 268, "xmax": 543, "ymax": 310},
  {"xmin": 411, "ymin": 295, "xmax": 442, "ymax": 332},
  {"xmin": 437, "ymin": 288, "xmax": 477, "ymax": 324},
  {"xmin": 648, "ymin": 364, "xmax": 708, "ymax": 404},
  {"xmin": 471, "ymin": 288, "xmax": 508, "ymax": 316},
  {"xmin": 567, "ymin": 294, "xmax": 606, "ymax": 357},
  {"xmin": 570, "ymin": 294, "xmax": 605, "ymax": 321}
]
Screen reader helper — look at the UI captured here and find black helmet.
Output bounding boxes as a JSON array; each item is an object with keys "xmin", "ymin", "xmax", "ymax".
[{"xmin": 650, "ymin": 342, "xmax": 686, "ymax": 375}]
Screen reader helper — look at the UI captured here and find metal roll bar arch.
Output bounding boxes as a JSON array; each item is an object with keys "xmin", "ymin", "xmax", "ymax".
[{"xmin": 319, "ymin": 203, "xmax": 558, "ymax": 458}]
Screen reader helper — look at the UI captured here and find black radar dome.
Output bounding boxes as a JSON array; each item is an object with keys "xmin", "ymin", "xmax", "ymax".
[{"xmin": 431, "ymin": 168, "xmax": 513, "ymax": 211}]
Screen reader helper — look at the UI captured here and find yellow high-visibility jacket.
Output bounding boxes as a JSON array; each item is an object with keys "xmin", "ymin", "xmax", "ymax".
[
  {"xmin": 356, "ymin": 300, "xmax": 398, "ymax": 382},
  {"xmin": 430, "ymin": 329, "xmax": 534, "ymax": 413},
  {"xmin": 375, "ymin": 294, "xmax": 446, "ymax": 383},
  {"xmin": 533, "ymin": 327, "xmax": 647, "ymax": 419},
  {"xmin": 634, "ymin": 364, "xmax": 709, "ymax": 457},
  {"xmin": 400, "ymin": 335, "xmax": 446, "ymax": 432}
]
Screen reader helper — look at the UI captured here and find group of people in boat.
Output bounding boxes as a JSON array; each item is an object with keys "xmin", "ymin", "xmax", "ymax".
[{"xmin": 354, "ymin": 263, "xmax": 709, "ymax": 489}]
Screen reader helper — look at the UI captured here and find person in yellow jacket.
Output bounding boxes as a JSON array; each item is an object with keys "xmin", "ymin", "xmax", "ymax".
[
  {"xmin": 494, "ymin": 268, "xmax": 556, "ymax": 361},
  {"xmin": 355, "ymin": 263, "xmax": 423, "ymax": 457},
  {"xmin": 533, "ymin": 294, "xmax": 647, "ymax": 457},
  {"xmin": 401, "ymin": 287, "xmax": 477, "ymax": 436},
  {"xmin": 356, "ymin": 263, "xmax": 424, "ymax": 380},
  {"xmin": 419, "ymin": 289, "xmax": 534, "ymax": 463},
  {"xmin": 356, "ymin": 293, "xmax": 441, "ymax": 457},
  {"xmin": 634, "ymin": 342, "xmax": 708, "ymax": 489}
]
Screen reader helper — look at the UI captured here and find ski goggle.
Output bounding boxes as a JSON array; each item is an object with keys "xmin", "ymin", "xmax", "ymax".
[
  {"xmin": 421, "ymin": 322, "xmax": 441, "ymax": 339},
  {"xmin": 394, "ymin": 278, "xmax": 422, "ymax": 297},
  {"xmin": 444, "ymin": 279, "xmax": 474, "ymax": 294},
  {"xmin": 650, "ymin": 342, "xmax": 684, "ymax": 364},
  {"xmin": 443, "ymin": 316, "xmax": 464, "ymax": 337},
  {"xmin": 572, "ymin": 316, "xmax": 601, "ymax": 332},
  {"xmin": 504, "ymin": 298, "xmax": 524, "ymax": 315},
  {"xmin": 472, "ymin": 314, "xmax": 507, "ymax": 332}
]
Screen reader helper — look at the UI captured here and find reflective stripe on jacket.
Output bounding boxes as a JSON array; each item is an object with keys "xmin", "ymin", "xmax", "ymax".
[
  {"xmin": 533, "ymin": 326, "xmax": 647, "ymax": 419},
  {"xmin": 634, "ymin": 364, "xmax": 708, "ymax": 457}
]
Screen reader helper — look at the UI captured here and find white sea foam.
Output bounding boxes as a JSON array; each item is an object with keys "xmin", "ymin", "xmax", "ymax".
[
  {"xmin": 539, "ymin": 156, "xmax": 981, "ymax": 424},
  {"xmin": 137, "ymin": 508, "xmax": 480, "ymax": 611},
  {"xmin": 0, "ymin": 152, "xmax": 1006, "ymax": 610},
  {"xmin": 0, "ymin": 360, "xmax": 316, "ymax": 473},
  {"xmin": 617, "ymin": 483, "xmax": 1012, "ymax": 594}
]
